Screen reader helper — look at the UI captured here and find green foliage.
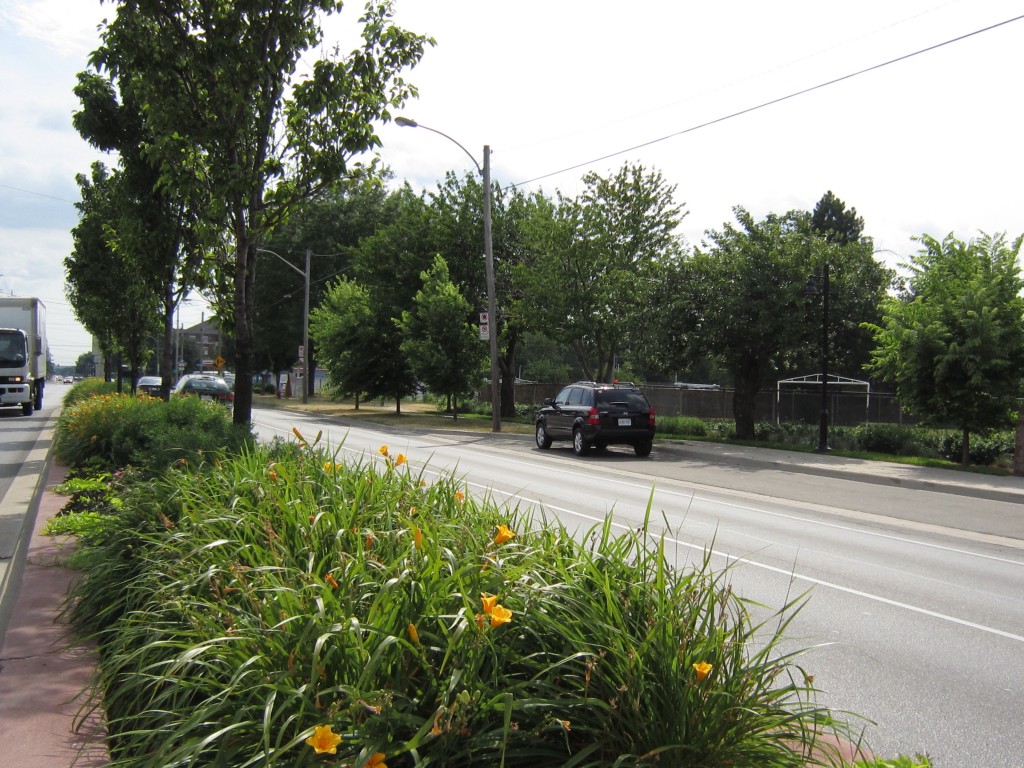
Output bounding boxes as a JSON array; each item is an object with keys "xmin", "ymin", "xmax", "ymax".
[
  {"xmin": 866, "ymin": 232, "xmax": 1024, "ymax": 463},
  {"xmin": 519, "ymin": 163, "xmax": 686, "ymax": 383},
  {"xmin": 400, "ymin": 254, "xmax": 485, "ymax": 415},
  {"xmin": 63, "ymin": 437, "xmax": 846, "ymax": 767},
  {"xmin": 63, "ymin": 377, "xmax": 116, "ymax": 406},
  {"xmin": 656, "ymin": 416, "xmax": 1015, "ymax": 467},
  {"xmin": 91, "ymin": 0, "xmax": 433, "ymax": 423},
  {"xmin": 54, "ymin": 392, "xmax": 253, "ymax": 474},
  {"xmin": 660, "ymin": 206, "xmax": 891, "ymax": 441}
]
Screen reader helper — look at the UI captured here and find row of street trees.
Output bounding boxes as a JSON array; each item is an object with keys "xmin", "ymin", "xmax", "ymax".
[
  {"xmin": 61, "ymin": 3, "xmax": 1024, "ymax": 468},
  {"xmin": 66, "ymin": 0, "xmax": 432, "ymax": 419}
]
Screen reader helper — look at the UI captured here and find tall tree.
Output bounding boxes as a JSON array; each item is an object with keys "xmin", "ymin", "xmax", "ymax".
[
  {"xmin": 72, "ymin": 71, "xmax": 209, "ymax": 396},
  {"xmin": 67, "ymin": 163, "xmax": 163, "ymax": 388},
  {"xmin": 658, "ymin": 206, "xmax": 889, "ymax": 440},
  {"xmin": 252, "ymin": 180, "xmax": 390, "ymax": 392},
  {"xmin": 521, "ymin": 163, "xmax": 685, "ymax": 382},
  {"xmin": 400, "ymin": 255, "xmax": 484, "ymax": 419},
  {"xmin": 424, "ymin": 172, "xmax": 534, "ymax": 416},
  {"xmin": 866, "ymin": 232, "xmax": 1024, "ymax": 464},
  {"xmin": 90, "ymin": 0, "xmax": 431, "ymax": 424},
  {"xmin": 811, "ymin": 190, "xmax": 864, "ymax": 245}
]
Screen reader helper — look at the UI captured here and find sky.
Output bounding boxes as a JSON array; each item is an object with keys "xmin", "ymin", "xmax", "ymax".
[{"xmin": 2, "ymin": 1, "xmax": 1022, "ymax": 366}]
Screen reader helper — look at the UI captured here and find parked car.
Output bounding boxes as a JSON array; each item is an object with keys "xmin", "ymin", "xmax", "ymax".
[
  {"xmin": 173, "ymin": 374, "xmax": 233, "ymax": 408},
  {"xmin": 136, "ymin": 376, "xmax": 163, "ymax": 396},
  {"xmin": 535, "ymin": 381, "xmax": 656, "ymax": 457}
]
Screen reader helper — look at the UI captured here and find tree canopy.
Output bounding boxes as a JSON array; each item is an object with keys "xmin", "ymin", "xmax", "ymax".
[
  {"xmin": 866, "ymin": 232, "xmax": 1024, "ymax": 463},
  {"xmin": 400, "ymin": 255, "xmax": 484, "ymax": 418},
  {"xmin": 87, "ymin": 0, "xmax": 431, "ymax": 422}
]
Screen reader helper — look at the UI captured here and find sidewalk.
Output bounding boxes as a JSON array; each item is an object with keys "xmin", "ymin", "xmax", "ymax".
[{"xmin": 0, "ymin": 457, "xmax": 108, "ymax": 767}]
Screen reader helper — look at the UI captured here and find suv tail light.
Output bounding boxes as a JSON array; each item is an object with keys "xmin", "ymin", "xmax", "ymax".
[
  {"xmin": 648, "ymin": 407, "xmax": 656, "ymax": 427},
  {"xmin": 587, "ymin": 406, "xmax": 600, "ymax": 426}
]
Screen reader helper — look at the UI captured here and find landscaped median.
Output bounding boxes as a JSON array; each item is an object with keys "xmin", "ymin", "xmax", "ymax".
[{"xmin": 46, "ymin": 382, "xmax": 930, "ymax": 767}]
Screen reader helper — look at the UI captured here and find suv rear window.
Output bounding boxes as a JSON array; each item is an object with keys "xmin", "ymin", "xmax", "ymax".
[{"xmin": 596, "ymin": 390, "xmax": 648, "ymax": 410}]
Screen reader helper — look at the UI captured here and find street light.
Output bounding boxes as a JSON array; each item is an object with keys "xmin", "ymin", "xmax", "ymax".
[
  {"xmin": 257, "ymin": 247, "xmax": 311, "ymax": 404},
  {"xmin": 396, "ymin": 116, "xmax": 501, "ymax": 432},
  {"xmin": 804, "ymin": 263, "xmax": 830, "ymax": 452}
]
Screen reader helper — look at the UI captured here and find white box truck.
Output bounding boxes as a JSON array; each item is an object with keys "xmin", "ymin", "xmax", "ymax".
[{"xmin": 0, "ymin": 297, "xmax": 47, "ymax": 416}]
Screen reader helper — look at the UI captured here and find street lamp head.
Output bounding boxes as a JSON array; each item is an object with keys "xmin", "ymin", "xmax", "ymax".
[{"xmin": 395, "ymin": 116, "xmax": 419, "ymax": 128}]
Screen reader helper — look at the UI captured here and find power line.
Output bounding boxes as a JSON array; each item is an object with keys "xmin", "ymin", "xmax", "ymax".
[{"xmin": 510, "ymin": 13, "xmax": 1024, "ymax": 189}]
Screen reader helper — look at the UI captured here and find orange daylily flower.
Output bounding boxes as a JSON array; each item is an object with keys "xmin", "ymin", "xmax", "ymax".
[
  {"xmin": 305, "ymin": 724, "xmax": 342, "ymax": 754},
  {"xmin": 412, "ymin": 527, "xmax": 424, "ymax": 550},
  {"xmin": 481, "ymin": 593, "xmax": 498, "ymax": 614},
  {"xmin": 325, "ymin": 573, "xmax": 339, "ymax": 589},
  {"xmin": 493, "ymin": 524, "xmax": 516, "ymax": 545},
  {"xmin": 367, "ymin": 753, "xmax": 388, "ymax": 768},
  {"xmin": 455, "ymin": 491, "xmax": 465, "ymax": 504},
  {"xmin": 408, "ymin": 622, "xmax": 420, "ymax": 645},
  {"xmin": 378, "ymin": 444, "xmax": 390, "ymax": 457},
  {"xmin": 489, "ymin": 604, "xmax": 512, "ymax": 628},
  {"xmin": 693, "ymin": 661, "xmax": 713, "ymax": 681},
  {"xmin": 394, "ymin": 453, "xmax": 407, "ymax": 466}
]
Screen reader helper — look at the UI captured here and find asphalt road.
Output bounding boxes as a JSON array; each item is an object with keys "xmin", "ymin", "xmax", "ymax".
[
  {"xmin": 253, "ymin": 406, "xmax": 1024, "ymax": 768},
  {"xmin": 3, "ymin": 392, "xmax": 1021, "ymax": 766}
]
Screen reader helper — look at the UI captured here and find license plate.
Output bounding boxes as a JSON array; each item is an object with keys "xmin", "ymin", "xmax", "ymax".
[{"xmin": 617, "ymin": 417, "xmax": 632, "ymax": 426}]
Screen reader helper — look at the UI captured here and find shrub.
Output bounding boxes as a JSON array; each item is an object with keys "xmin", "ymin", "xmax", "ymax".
[
  {"xmin": 63, "ymin": 377, "xmax": 116, "ymax": 407},
  {"xmin": 852, "ymin": 424, "xmax": 917, "ymax": 456},
  {"xmin": 54, "ymin": 392, "xmax": 253, "ymax": 474},
  {"xmin": 64, "ymin": 437, "xmax": 850, "ymax": 767},
  {"xmin": 657, "ymin": 415, "xmax": 707, "ymax": 437}
]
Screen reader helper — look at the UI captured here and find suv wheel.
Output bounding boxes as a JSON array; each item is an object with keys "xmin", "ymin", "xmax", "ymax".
[
  {"xmin": 572, "ymin": 427, "xmax": 591, "ymax": 456},
  {"xmin": 535, "ymin": 422, "xmax": 552, "ymax": 449},
  {"xmin": 634, "ymin": 440, "xmax": 653, "ymax": 458}
]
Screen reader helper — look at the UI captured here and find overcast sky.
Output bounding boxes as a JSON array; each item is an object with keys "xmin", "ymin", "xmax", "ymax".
[{"xmin": 2, "ymin": 0, "xmax": 1022, "ymax": 366}]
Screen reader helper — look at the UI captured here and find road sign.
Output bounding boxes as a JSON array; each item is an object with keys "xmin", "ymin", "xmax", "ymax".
[
  {"xmin": 213, "ymin": 355, "xmax": 225, "ymax": 371},
  {"xmin": 479, "ymin": 323, "xmax": 489, "ymax": 340}
]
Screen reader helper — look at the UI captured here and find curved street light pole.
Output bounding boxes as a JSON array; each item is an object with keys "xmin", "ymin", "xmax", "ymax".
[
  {"xmin": 818, "ymin": 262, "xmax": 830, "ymax": 452},
  {"xmin": 257, "ymin": 247, "xmax": 310, "ymax": 404},
  {"xmin": 396, "ymin": 117, "xmax": 501, "ymax": 432}
]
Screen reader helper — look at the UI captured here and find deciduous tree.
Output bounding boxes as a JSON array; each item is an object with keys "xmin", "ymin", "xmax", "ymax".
[
  {"xmin": 90, "ymin": 0, "xmax": 431, "ymax": 423},
  {"xmin": 400, "ymin": 255, "xmax": 484, "ymax": 419},
  {"xmin": 866, "ymin": 232, "xmax": 1024, "ymax": 464},
  {"xmin": 521, "ymin": 163, "xmax": 685, "ymax": 382}
]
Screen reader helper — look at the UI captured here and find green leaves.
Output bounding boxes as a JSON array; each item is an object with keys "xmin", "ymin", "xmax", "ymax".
[{"xmin": 866, "ymin": 232, "xmax": 1024, "ymax": 462}]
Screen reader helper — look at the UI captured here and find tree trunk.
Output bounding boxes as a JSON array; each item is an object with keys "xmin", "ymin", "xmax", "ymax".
[
  {"xmin": 961, "ymin": 426, "xmax": 970, "ymax": 466},
  {"xmin": 395, "ymin": 395, "xmax": 402, "ymax": 415},
  {"xmin": 499, "ymin": 327, "xmax": 519, "ymax": 418},
  {"xmin": 1014, "ymin": 402, "xmax": 1024, "ymax": 477},
  {"xmin": 232, "ymin": 233, "xmax": 256, "ymax": 425},
  {"xmin": 732, "ymin": 354, "xmax": 761, "ymax": 440},
  {"xmin": 161, "ymin": 283, "xmax": 175, "ymax": 399}
]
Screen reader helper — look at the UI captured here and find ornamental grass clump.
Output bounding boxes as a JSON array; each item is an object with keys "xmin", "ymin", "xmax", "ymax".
[{"xmin": 66, "ymin": 431, "xmax": 849, "ymax": 767}]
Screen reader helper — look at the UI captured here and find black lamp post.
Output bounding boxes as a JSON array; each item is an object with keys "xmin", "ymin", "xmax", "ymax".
[{"xmin": 805, "ymin": 263, "xmax": 830, "ymax": 452}]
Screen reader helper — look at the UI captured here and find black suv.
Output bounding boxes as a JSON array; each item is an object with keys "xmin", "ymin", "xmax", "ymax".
[{"xmin": 535, "ymin": 381, "xmax": 656, "ymax": 457}]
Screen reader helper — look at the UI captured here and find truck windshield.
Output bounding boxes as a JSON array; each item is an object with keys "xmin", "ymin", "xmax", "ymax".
[{"xmin": 0, "ymin": 331, "xmax": 27, "ymax": 365}]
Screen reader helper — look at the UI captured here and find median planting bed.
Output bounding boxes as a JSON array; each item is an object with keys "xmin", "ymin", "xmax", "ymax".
[{"xmin": 48, "ymin": 384, "xmax": 930, "ymax": 767}]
